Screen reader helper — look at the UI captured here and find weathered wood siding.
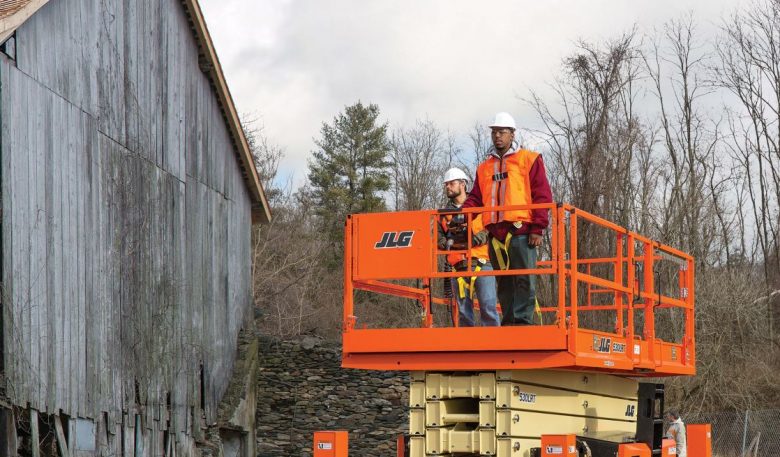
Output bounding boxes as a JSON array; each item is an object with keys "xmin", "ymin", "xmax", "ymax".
[{"xmin": 0, "ymin": 0, "xmax": 253, "ymax": 451}]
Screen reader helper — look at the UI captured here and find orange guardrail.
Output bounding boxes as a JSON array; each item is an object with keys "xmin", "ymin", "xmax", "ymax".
[{"xmin": 342, "ymin": 203, "xmax": 695, "ymax": 376}]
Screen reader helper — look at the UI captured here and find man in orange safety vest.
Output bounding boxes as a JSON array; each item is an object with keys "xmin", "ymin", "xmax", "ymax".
[
  {"xmin": 437, "ymin": 167, "xmax": 499, "ymax": 326},
  {"xmin": 462, "ymin": 112, "xmax": 553, "ymax": 325}
]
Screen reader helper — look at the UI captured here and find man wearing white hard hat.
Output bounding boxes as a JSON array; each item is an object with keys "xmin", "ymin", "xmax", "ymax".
[
  {"xmin": 462, "ymin": 112, "xmax": 553, "ymax": 326},
  {"xmin": 437, "ymin": 167, "xmax": 499, "ymax": 326}
]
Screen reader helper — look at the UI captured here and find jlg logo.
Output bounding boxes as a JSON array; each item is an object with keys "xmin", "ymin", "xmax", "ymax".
[
  {"xmin": 374, "ymin": 231, "xmax": 414, "ymax": 249},
  {"xmin": 593, "ymin": 336, "xmax": 612, "ymax": 353},
  {"xmin": 625, "ymin": 404, "xmax": 636, "ymax": 417}
]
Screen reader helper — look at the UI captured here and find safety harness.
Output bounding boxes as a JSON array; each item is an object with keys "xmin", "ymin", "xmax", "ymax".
[
  {"xmin": 489, "ymin": 231, "xmax": 543, "ymax": 323},
  {"xmin": 490, "ymin": 233, "xmax": 513, "ymax": 271},
  {"xmin": 456, "ymin": 265, "xmax": 482, "ymax": 299}
]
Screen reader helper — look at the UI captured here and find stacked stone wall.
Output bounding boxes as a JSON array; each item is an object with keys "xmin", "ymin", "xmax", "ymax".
[{"xmin": 256, "ymin": 335, "xmax": 408, "ymax": 456}]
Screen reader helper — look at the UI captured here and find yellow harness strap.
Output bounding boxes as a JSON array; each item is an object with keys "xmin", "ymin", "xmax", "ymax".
[
  {"xmin": 490, "ymin": 233, "xmax": 513, "ymax": 270},
  {"xmin": 490, "ymin": 232, "xmax": 544, "ymax": 324},
  {"xmin": 457, "ymin": 265, "xmax": 482, "ymax": 299},
  {"xmin": 534, "ymin": 297, "xmax": 543, "ymax": 324}
]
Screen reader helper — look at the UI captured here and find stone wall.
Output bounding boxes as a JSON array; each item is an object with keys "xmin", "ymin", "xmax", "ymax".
[{"xmin": 256, "ymin": 335, "xmax": 409, "ymax": 456}]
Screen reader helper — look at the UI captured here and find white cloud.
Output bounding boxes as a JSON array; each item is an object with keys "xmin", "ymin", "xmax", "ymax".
[{"xmin": 200, "ymin": 0, "xmax": 750, "ymax": 185}]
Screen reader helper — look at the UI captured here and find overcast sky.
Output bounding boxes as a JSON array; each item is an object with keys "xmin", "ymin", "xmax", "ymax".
[{"xmin": 200, "ymin": 0, "xmax": 749, "ymax": 185}]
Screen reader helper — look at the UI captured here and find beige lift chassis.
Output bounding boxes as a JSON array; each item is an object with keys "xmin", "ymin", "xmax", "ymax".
[{"xmin": 408, "ymin": 369, "xmax": 640, "ymax": 457}]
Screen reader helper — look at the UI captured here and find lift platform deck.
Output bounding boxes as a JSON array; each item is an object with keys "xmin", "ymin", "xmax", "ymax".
[{"xmin": 341, "ymin": 203, "xmax": 695, "ymax": 376}]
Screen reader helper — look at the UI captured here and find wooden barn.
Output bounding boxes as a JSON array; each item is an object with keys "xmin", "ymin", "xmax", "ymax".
[{"xmin": 0, "ymin": 0, "xmax": 270, "ymax": 456}]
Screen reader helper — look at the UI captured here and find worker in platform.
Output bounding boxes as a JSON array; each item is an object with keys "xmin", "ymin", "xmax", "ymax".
[
  {"xmin": 437, "ymin": 168, "xmax": 500, "ymax": 327},
  {"xmin": 462, "ymin": 112, "xmax": 553, "ymax": 326},
  {"xmin": 665, "ymin": 411, "xmax": 687, "ymax": 457}
]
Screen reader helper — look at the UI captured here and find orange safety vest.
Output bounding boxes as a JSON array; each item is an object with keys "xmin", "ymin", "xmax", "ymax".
[
  {"xmin": 476, "ymin": 148, "xmax": 540, "ymax": 226},
  {"xmin": 440, "ymin": 213, "xmax": 489, "ymax": 266}
]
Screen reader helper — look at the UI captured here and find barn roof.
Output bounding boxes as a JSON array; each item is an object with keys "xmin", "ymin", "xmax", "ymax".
[{"xmin": 0, "ymin": 0, "xmax": 271, "ymax": 223}]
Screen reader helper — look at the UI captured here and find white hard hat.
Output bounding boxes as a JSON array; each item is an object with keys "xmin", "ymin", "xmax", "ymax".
[
  {"xmin": 443, "ymin": 167, "xmax": 470, "ymax": 184},
  {"xmin": 489, "ymin": 112, "xmax": 517, "ymax": 130}
]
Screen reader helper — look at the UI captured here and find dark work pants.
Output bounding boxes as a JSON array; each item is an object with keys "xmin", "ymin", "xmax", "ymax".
[{"xmin": 488, "ymin": 234, "xmax": 537, "ymax": 325}]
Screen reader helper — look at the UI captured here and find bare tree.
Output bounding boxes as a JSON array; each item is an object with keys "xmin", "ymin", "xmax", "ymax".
[
  {"xmin": 242, "ymin": 115, "xmax": 285, "ymax": 205},
  {"xmin": 243, "ymin": 120, "xmax": 343, "ymax": 339},
  {"xmin": 390, "ymin": 119, "xmax": 451, "ymax": 210},
  {"xmin": 527, "ymin": 30, "xmax": 647, "ymax": 258},
  {"xmin": 713, "ymin": 0, "xmax": 780, "ymax": 284},
  {"xmin": 644, "ymin": 15, "xmax": 729, "ymax": 268},
  {"xmin": 459, "ymin": 122, "xmax": 493, "ymax": 179}
]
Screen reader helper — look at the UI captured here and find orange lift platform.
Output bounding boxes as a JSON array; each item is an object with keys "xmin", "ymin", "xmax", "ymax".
[{"xmin": 341, "ymin": 203, "xmax": 695, "ymax": 377}]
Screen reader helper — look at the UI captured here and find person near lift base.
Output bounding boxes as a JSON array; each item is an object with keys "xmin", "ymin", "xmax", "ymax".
[
  {"xmin": 462, "ymin": 112, "xmax": 553, "ymax": 326},
  {"xmin": 665, "ymin": 411, "xmax": 687, "ymax": 457},
  {"xmin": 438, "ymin": 168, "xmax": 500, "ymax": 327}
]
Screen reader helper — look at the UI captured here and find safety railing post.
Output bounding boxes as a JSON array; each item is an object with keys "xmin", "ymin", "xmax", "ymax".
[
  {"xmin": 431, "ymin": 212, "xmax": 438, "ymax": 281},
  {"xmin": 568, "ymin": 209, "xmax": 579, "ymax": 353},
  {"xmin": 643, "ymin": 242, "xmax": 656, "ymax": 364},
  {"xmin": 556, "ymin": 205, "xmax": 566, "ymax": 332},
  {"xmin": 343, "ymin": 216, "xmax": 355, "ymax": 332},
  {"xmin": 626, "ymin": 234, "xmax": 636, "ymax": 363},
  {"xmin": 615, "ymin": 232, "xmax": 625, "ymax": 336},
  {"xmin": 466, "ymin": 210, "xmax": 473, "ymax": 273},
  {"xmin": 423, "ymin": 277, "xmax": 433, "ymax": 328},
  {"xmin": 685, "ymin": 258, "xmax": 695, "ymax": 366}
]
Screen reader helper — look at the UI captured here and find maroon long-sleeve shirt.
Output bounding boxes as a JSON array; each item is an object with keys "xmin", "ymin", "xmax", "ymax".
[{"xmin": 462, "ymin": 153, "xmax": 553, "ymax": 239}]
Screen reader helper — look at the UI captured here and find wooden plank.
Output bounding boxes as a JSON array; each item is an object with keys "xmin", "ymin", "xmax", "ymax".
[
  {"xmin": 123, "ymin": 414, "xmax": 134, "ymax": 457},
  {"xmin": 0, "ymin": 58, "xmax": 14, "ymax": 405},
  {"xmin": 173, "ymin": 180, "xmax": 187, "ymax": 434},
  {"xmin": 14, "ymin": 59, "xmax": 31, "ymax": 407},
  {"xmin": 0, "ymin": 408, "xmax": 17, "ymax": 457},
  {"xmin": 85, "ymin": 116, "xmax": 98, "ymax": 419},
  {"xmin": 51, "ymin": 83, "xmax": 65, "ymax": 414},
  {"xmin": 202, "ymin": 186, "xmax": 215, "ymax": 420},
  {"xmin": 94, "ymin": 134, "xmax": 109, "ymax": 418},
  {"xmin": 25, "ymin": 62, "xmax": 42, "ymax": 412},
  {"xmin": 38, "ymin": 90, "xmax": 51, "ymax": 412},
  {"xmin": 153, "ymin": 0, "xmax": 165, "ymax": 170},
  {"xmin": 95, "ymin": 413, "xmax": 108, "ymax": 457},
  {"xmin": 30, "ymin": 409, "xmax": 40, "ymax": 457},
  {"xmin": 167, "ymin": 1, "xmax": 186, "ymax": 180},
  {"xmin": 66, "ymin": 99, "xmax": 77, "ymax": 417},
  {"xmin": 122, "ymin": 0, "xmax": 139, "ymax": 154},
  {"xmin": 55, "ymin": 415, "xmax": 70, "ymax": 457},
  {"xmin": 96, "ymin": 0, "xmax": 126, "ymax": 144},
  {"xmin": 185, "ymin": 180, "xmax": 202, "ymax": 419},
  {"xmin": 41, "ymin": 68, "xmax": 57, "ymax": 414},
  {"xmin": 77, "ymin": 109, "xmax": 89, "ymax": 417}
]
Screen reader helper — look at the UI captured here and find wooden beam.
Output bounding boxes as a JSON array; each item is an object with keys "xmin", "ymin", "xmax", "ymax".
[
  {"xmin": 30, "ymin": 410, "xmax": 39, "ymax": 457},
  {"xmin": 0, "ymin": 408, "xmax": 17, "ymax": 457},
  {"xmin": 54, "ymin": 414, "xmax": 70, "ymax": 457}
]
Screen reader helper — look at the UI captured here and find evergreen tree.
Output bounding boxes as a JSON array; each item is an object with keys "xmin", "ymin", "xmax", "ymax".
[{"xmin": 307, "ymin": 102, "xmax": 391, "ymax": 253}]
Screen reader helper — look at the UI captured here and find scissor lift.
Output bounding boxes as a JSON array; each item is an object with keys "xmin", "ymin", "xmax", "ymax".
[{"xmin": 339, "ymin": 203, "xmax": 700, "ymax": 456}]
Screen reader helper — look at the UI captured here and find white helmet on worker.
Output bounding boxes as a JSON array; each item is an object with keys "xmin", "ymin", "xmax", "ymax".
[
  {"xmin": 489, "ymin": 112, "xmax": 517, "ymax": 130},
  {"xmin": 443, "ymin": 167, "xmax": 470, "ymax": 184}
]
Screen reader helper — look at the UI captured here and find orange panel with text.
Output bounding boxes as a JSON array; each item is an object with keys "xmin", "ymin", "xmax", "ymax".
[
  {"xmin": 351, "ymin": 212, "xmax": 433, "ymax": 280},
  {"xmin": 541, "ymin": 435, "xmax": 577, "ymax": 456},
  {"xmin": 313, "ymin": 431, "xmax": 349, "ymax": 457},
  {"xmin": 662, "ymin": 438, "xmax": 678, "ymax": 456}
]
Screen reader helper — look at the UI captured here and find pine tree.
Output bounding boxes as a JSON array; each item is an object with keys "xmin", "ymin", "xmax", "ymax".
[{"xmin": 307, "ymin": 102, "xmax": 391, "ymax": 254}]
